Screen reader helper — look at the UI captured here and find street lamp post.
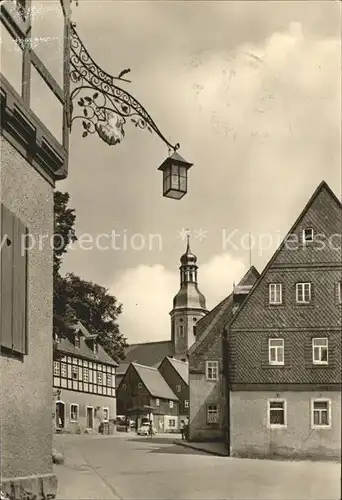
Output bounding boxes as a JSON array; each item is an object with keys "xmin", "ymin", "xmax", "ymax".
[{"xmin": 68, "ymin": 23, "xmax": 192, "ymax": 199}]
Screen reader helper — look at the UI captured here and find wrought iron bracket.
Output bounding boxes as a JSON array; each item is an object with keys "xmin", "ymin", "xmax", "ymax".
[{"xmin": 68, "ymin": 24, "xmax": 180, "ymax": 152}]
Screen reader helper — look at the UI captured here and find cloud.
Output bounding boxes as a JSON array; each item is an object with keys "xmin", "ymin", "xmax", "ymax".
[{"xmin": 112, "ymin": 253, "xmax": 246, "ymax": 344}]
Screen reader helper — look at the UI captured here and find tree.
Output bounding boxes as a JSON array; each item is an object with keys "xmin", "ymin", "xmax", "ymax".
[
  {"xmin": 53, "ymin": 190, "xmax": 127, "ymax": 362},
  {"xmin": 58, "ymin": 273, "xmax": 127, "ymax": 362}
]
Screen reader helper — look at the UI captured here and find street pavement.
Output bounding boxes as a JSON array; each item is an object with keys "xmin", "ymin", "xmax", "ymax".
[{"xmin": 55, "ymin": 433, "xmax": 341, "ymax": 500}]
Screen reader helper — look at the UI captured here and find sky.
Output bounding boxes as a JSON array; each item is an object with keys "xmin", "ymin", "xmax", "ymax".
[{"xmin": 22, "ymin": 0, "xmax": 342, "ymax": 344}]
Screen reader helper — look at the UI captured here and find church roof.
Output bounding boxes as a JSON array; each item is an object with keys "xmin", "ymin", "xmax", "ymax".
[
  {"xmin": 132, "ymin": 363, "xmax": 179, "ymax": 400},
  {"xmin": 123, "ymin": 340, "xmax": 173, "ymax": 367}
]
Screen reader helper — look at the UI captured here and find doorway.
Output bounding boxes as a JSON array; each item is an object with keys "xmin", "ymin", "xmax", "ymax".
[
  {"xmin": 56, "ymin": 401, "xmax": 65, "ymax": 429},
  {"xmin": 86, "ymin": 406, "xmax": 94, "ymax": 429}
]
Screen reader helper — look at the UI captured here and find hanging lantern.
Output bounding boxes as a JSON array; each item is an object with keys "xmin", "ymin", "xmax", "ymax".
[{"xmin": 158, "ymin": 152, "xmax": 193, "ymax": 200}]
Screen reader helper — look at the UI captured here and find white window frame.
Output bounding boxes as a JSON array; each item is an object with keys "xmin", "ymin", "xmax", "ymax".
[
  {"xmin": 169, "ymin": 400, "xmax": 174, "ymax": 409},
  {"xmin": 296, "ymin": 282, "xmax": 311, "ymax": 304},
  {"xmin": 311, "ymin": 399, "xmax": 331, "ymax": 429},
  {"xmin": 206, "ymin": 404, "xmax": 219, "ymax": 424},
  {"xmin": 72, "ymin": 365, "xmax": 78, "ymax": 380},
  {"xmin": 205, "ymin": 360, "xmax": 219, "ymax": 381},
  {"xmin": 312, "ymin": 338, "xmax": 328, "ymax": 365},
  {"xmin": 184, "ymin": 400, "xmax": 189, "ymax": 408},
  {"xmin": 102, "ymin": 407, "xmax": 109, "ymax": 422},
  {"xmin": 96, "ymin": 371, "xmax": 102, "ymax": 385},
  {"xmin": 176, "ymin": 384, "xmax": 181, "ymax": 392},
  {"xmin": 70, "ymin": 403, "xmax": 79, "ymax": 422},
  {"xmin": 169, "ymin": 418, "xmax": 176, "ymax": 427},
  {"xmin": 267, "ymin": 399, "xmax": 287, "ymax": 428},
  {"xmin": 156, "ymin": 398, "xmax": 160, "ymax": 407},
  {"xmin": 53, "ymin": 361, "xmax": 60, "ymax": 376},
  {"xmin": 268, "ymin": 338, "xmax": 284, "ymax": 365},
  {"xmin": 337, "ymin": 282, "xmax": 342, "ymax": 304},
  {"xmin": 83, "ymin": 367, "xmax": 89, "ymax": 382},
  {"xmin": 302, "ymin": 227, "xmax": 314, "ymax": 244},
  {"xmin": 268, "ymin": 283, "xmax": 283, "ymax": 305},
  {"xmin": 61, "ymin": 362, "xmax": 67, "ymax": 378}
]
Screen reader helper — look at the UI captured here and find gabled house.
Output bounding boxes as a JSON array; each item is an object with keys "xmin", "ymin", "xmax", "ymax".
[
  {"xmin": 53, "ymin": 321, "xmax": 118, "ymax": 434},
  {"xmin": 117, "ymin": 362, "xmax": 179, "ymax": 433},
  {"xmin": 158, "ymin": 356, "xmax": 189, "ymax": 422},
  {"xmin": 225, "ymin": 181, "xmax": 342, "ymax": 460},
  {"xmin": 188, "ymin": 266, "xmax": 259, "ymax": 442}
]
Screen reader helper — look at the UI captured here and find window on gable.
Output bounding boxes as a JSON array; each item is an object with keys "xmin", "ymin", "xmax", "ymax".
[
  {"xmin": 176, "ymin": 385, "xmax": 181, "ymax": 392},
  {"xmin": 184, "ymin": 400, "xmax": 189, "ymax": 408},
  {"xmin": 205, "ymin": 361, "xmax": 219, "ymax": 381},
  {"xmin": 70, "ymin": 404, "xmax": 78, "ymax": 422},
  {"xmin": 0, "ymin": 204, "xmax": 28, "ymax": 356},
  {"xmin": 169, "ymin": 400, "xmax": 174, "ymax": 408},
  {"xmin": 312, "ymin": 400, "xmax": 330, "ymax": 427},
  {"xmin": 312, "ymin": 338, "xmax": 328, "ymax": 364},
  {"xmin": 268, "ymin": 400, "xmax": 286, "ymax": 427},
  {"xmin": 207, "ymin": 404, "xmax": 219, "ymax": 424},
  {"xmin": 296, "ymin": 282, "xmax": 311, "ymax": 303},
  {"xmin": 156, "ymin": 398, "xmax": 160, "ymax": 407},
  {"xmin": 74, "ymin": 334, "xmax": 80, "ymax": 348},
  {"xmin": 303, "ymin": 228, "xmax": 314, "ymax": 244},
  {"xmin": 268, "ymin": 338, "xmax": 284, "ymax": 365},
  {"xmin": 93, "ymin": 342, "xmax": 98, "ymax": 354},
  {"xmin": 268, "ymin": 283, "xmax": 283, "ymax": 305}
]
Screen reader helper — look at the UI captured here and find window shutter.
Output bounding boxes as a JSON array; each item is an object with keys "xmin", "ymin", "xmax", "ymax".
[
  {"xmin": 12, "ymin": 214, "xmax": 28, "ymax": 354},
  {"xmin": 1, "ymin": 204, "xmax": 14, "ymax": 350},
  {"xmin": 0, "ymin": 204, "xmax": 28, "ymax": 355}
]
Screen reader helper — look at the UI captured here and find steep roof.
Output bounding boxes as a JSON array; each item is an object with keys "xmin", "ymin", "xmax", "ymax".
[
  {"xmin": 132, "ymin": 363, "xmax": 179, "ymax": 400},
  {"xmin": 163, "ymin": 357, "xmax": 189, "ymax": 384},
  {"xmin": 124, "ymin": 340, "xmax": 173, "ymax": 367},
  {"xmin": 56, "ymin": 321, "xmax": 118, "ymax": 367},
  {"xmin": 227, "ymin": 181, "xmax": 342, "ymax": 330},
  {"xmin": 188, "ymin": 266, "xmax": 260, "ymax": 356}
]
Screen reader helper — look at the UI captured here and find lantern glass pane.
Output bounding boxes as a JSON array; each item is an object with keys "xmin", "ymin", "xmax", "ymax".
[
  {"xmin": 179, "ymin": 166, "xmax": 187, "ymax": 177},
  {"xmin": 171, "ymin": 175, "xmax": 180, "ymax": 189},
  {"xmin": 0, "ymin": 22, "xmax": 23, "ymax": 95},
  {"xmin": 30, "ymin": 64, "xmax": 63, "ymax": 143},
  {"xmin": 171, "ymin": 163, "xmax": 179, "ymax": 175},
  {"xmin": 30, "ymin": 0, "xmax": 64, "ymax": 87},
  {"xmin": 179, "ymin": 176, "xmax": 187, "ymax": 193},
  {"xmin": 163, "ymin": 173, "xmax": 171, "ymax": 191}
]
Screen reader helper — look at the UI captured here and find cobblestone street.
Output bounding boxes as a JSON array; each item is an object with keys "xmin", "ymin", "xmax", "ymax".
[{"xmin": 54, "ymin": 434, "xmax": 341, "ymax": 500}]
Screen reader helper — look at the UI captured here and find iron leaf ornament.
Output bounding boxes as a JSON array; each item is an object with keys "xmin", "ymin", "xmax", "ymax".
[{"xmin": 68, "ymin": 24, "xmax": 180, "ymax": 152}]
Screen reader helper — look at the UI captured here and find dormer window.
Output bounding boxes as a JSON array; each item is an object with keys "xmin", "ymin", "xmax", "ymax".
[
  {"xmin": 54, "ymin": 333, "xmax": 60, "ymax": 344},
  {"xmin": 93, "ymin": 342, "xmax": 98, "ymax": 354},
  {"xmin": 75, "ymin": 334, "xmax": 80, "ymax": 348},
  {"xmin": 303, "ymin": 228, "xmax": 314, "ymax": 244}
]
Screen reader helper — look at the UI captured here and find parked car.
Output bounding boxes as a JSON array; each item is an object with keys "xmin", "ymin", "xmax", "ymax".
[{"xmin": 137, "ymin": 424, "xmax": 157, "ymax": 436}]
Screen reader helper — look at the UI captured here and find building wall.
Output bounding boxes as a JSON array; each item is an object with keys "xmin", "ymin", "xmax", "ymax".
[
  {"xmin": 53, "ymin": 388, "xmax": 116, "ymax": 433},
  {"xmin": 0, "ymin": 139, "xmax": 54, "ymax": 479},
  {"xmin": 189, "ymin": 373, "xmax": 224, "ymax": 442},
  {"xmin": 158, "ymin": 359, "xmax": 189, "ymax": 416},
  {"xmin": 231, "ymin": 391, "xmax": 341, "ymax": 460}
]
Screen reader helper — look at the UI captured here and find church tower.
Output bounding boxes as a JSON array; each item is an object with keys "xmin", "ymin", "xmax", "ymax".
[{"xmin": 170, "ymin": 236, "xmax": 208, "ymax": 361}]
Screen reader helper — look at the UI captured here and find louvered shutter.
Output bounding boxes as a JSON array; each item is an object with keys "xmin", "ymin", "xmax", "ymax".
[{"xmin": 0, "ymin": 203, "xmax": 28, "ymax": 355}]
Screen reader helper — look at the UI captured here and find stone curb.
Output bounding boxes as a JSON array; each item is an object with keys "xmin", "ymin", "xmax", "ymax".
[{"xmin": 173, "ymin": 440, "xmax": 229, "ymax": 457}]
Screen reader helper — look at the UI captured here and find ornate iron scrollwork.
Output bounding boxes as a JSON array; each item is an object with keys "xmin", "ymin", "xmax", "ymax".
[{"xmin": 69, "ymin": 24, "xmax": 180, "ymax": 151}]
